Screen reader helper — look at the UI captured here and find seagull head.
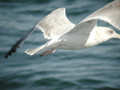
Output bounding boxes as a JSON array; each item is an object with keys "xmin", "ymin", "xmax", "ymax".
[
  {"xmin": 85, "ymin": 26, "xmax": 120, "ymax": 47},
  {"xmin": 95, "ymin": 27, "xmax": 120, "ymax": 41}
]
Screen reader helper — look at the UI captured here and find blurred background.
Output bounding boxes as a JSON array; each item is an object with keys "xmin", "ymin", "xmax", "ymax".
[{"xmin": 0, "ymin": 0, "xmax": 120, "ymax": 90}]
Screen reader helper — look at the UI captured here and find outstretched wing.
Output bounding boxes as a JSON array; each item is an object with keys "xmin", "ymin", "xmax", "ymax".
[
  {"xmin": 4, "ymin": 8, "xmax": 75, "ymax": 58},
  {"xmin": 82, "ymin": 0, "xmax": 120, "ymax": 30},
  {"xmin": 36, "ymin": 8, "xmax": 75, "ymax": 39}
]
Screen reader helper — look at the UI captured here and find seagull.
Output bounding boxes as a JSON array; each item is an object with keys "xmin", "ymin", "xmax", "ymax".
[{"xmin": 4, "ymin": 0, "xmax": 120, "ymax": 58}]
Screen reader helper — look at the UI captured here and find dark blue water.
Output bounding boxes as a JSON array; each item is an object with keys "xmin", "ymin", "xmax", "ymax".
[{"xmin": 1, "ymin": 0, "xmax": 120, "ymax": 90}]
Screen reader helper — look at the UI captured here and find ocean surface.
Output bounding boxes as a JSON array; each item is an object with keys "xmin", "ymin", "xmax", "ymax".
[{"xmin": 0, "ymin": 0, "xmax": 120, "ymax": 90}]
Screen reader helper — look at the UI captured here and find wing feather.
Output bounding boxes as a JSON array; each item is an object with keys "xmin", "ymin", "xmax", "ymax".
[
  {"xmin": 82, "ymin": 0, "xmax": 120, "ymax": 30},
  {"xmin": 60, "ymin": 20, "xmax": 97, "ymax": 49},
  {"xmin": 36, "ymin": 8, "xmax": 75, "ymax": 39}
]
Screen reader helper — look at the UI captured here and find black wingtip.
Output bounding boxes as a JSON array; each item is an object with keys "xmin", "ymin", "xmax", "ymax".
[
  {"xmin": 4, "ymin": 44, "xmax": 18, "ymax": 59},
  {"xmin": 4, "ymin": 26, "xmax": 36, "ymax": 59},
  {"xmin": 4, "ymin": 38, "xmax": 21, "ymax": 59}
]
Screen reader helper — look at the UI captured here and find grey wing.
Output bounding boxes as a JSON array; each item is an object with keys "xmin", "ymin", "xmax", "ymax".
[
  {"xmin": 62, "ymin": 20, "xmax": 97, "ymax": 48},
  {"xmin": 36, "ymin": 8, "xmax": 75, "ymax": 39},
  {"xmin": 82, "ymin": 0, "xmax": 120, "ymax": 30},
  {"xmin": 4, "ymin": 26, "xmax": 36, "ymax": 58}
]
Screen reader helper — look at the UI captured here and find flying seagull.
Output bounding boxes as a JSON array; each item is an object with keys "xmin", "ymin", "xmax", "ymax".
[{"xmin": 4, "ymin": 0, "xmax": 120, "ymax": 58}]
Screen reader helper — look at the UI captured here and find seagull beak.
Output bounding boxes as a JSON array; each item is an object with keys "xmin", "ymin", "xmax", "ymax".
[{"xmin": 113, "ymin": 33, "xmax": 120, "ymax": 39}]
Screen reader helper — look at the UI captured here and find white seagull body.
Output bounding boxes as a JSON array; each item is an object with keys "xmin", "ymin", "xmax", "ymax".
[{"xmin": 5, "ymin": 0, "xmax": 120, "ymax": 58}]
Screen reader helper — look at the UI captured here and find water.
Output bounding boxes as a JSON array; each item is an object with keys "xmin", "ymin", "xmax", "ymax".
[{"xmin": 0, "ymin": 0, "xmax": 120, "ymax": 90}]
